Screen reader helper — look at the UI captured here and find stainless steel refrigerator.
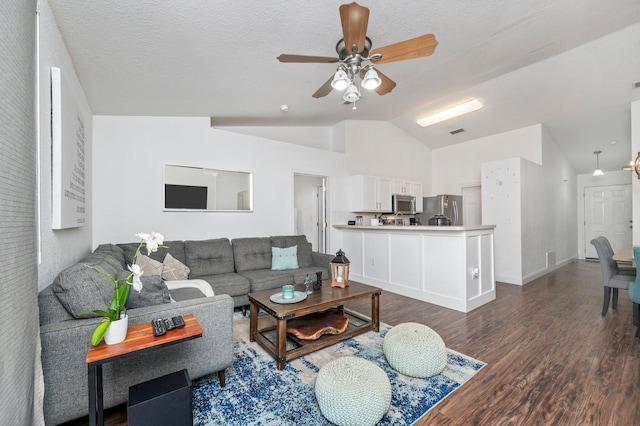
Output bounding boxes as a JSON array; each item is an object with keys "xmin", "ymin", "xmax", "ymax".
[{"xmin": 416, "ymin": 195, "xmax": 463, "ymax": 226}]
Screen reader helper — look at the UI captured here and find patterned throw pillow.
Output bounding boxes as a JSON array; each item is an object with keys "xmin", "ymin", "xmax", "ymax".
[
  {"xmin": 136, "ymin": 254, "xmax": 164, "ymax": 276},
  {"xmin": 162, "ymin": 253, "xmax": 191, "ymax": 280},
  {"xmin": 271, "ymin": 245, "xmax": 299, "ymax": 270}
]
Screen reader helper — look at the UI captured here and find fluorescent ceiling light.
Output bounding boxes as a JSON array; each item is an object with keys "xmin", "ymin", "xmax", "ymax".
[{"xmin": 416, "ymin": 99, "xmax": 483, "ymax": 127}]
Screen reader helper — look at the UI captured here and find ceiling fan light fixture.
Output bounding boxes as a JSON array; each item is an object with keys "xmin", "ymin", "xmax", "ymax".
[
  {"xmin": 623, "ymin": 152, "xmax": 640, "ymax": 178},
  {"xmin": 331, "ymin": 68, "xmax": 350, "ymax": 91},
  {"xmin": 416, "ymin": 99, "xmax": 483, "ymax": 127},
  {"xmin": 343, "ymin": 83, "xmax": 360, "ymax": 103},
  {"xmin": 361, "ymin": 68, "xmax": 381, "ymax": 90}
]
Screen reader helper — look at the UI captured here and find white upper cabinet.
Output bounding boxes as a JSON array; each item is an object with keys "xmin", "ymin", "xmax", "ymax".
[
  {"xmin": 349, "ymin": 175, "xmax": 393, "ymax": 212},
  {"xmin": 350, "ymin": 175, "xmax": 424, "ymax": 213},
  {"xmin": 392, "ymin": 180, "xmax": 409, "ymax": 195}
]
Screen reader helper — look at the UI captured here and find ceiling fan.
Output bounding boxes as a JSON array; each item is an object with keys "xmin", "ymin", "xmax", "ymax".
[{"xmin": 277, "ymin": 2, "xmax": 438, "ymax": 108}]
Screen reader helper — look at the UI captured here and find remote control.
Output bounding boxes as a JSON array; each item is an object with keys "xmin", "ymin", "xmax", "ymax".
[
  {"xmin": 151, "ymin": 318, "xmax": 166, "ymax": 337},
  {"xmin": 172, "ymin": 315, "xmax": 185, "ymax": 328},
  {"xmin": 164, "ymin": 318, "xmax": 176, "ymax": 331}
]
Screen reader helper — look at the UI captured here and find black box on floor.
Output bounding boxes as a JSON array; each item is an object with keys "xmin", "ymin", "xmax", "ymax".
[{"xmin": 128, "ymin": 369, "xmax": 192, "ymax": 426}]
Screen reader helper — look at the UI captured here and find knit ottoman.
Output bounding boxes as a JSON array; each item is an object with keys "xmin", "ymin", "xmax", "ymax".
[
  {"xmin": 315, "ymin": 356, "xmax": 391, "ymax": 426},
  {"xmin": 383, "ymin": 322, "xmax": 447, "ymax": 378}
]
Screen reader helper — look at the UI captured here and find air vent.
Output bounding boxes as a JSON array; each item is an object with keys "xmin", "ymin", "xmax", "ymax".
[{"xmin": 450, "ymin": 128, "xmax": 465, "ymax": 135}]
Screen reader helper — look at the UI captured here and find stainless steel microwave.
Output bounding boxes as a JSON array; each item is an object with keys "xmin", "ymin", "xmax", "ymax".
[{"xmin": 392, "ymin": 194, "xmax": 416, "ymax": 214}]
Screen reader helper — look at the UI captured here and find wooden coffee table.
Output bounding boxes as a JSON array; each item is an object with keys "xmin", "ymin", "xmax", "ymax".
[{"xmin": 248, "ymin": 280, "xmax": 381, "ymax": 370}]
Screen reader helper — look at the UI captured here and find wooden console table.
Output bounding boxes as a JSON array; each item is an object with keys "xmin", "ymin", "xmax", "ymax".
[
  {"xmin": 248, "ymin": 281, "xmax": 381, "ymax": 370},
  {"xmin": 86, "ymin": 314, "xmax": 203, "ymax": 426}
]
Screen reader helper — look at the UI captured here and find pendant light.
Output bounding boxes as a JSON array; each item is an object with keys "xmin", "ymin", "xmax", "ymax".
[{"xmin": 593, "ymin": 150, "xmax": 604, "ymax": 176}]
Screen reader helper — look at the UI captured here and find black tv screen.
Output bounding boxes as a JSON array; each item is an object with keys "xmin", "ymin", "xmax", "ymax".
[{"xmin": 165, "ymin": 184, "xmax": 208, "ymax": 209}]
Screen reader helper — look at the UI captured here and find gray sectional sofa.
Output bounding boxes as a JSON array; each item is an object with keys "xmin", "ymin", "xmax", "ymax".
[{"xmin": 38, "ymin": 235, "xmax": 331, "ymax": 425}]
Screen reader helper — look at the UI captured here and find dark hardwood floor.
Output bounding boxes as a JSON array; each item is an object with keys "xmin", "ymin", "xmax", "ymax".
[{"xmin": 66, "ymin": 259, "xmax": 640, "ymax": 425}]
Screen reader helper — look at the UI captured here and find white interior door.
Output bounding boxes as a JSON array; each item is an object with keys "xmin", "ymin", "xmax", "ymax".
[
  {"xmin": 584, "ymin": 184, "xmax": 632, "ymax": 258},
  {"xmin": 294, "ymin": 174, "xmax": 328, "ymax": 253},
  {"xmin": 462, "ymin": 186, "xmax": 482, "ymax": 226}
]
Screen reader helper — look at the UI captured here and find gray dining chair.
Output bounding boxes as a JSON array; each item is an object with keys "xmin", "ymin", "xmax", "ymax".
[
  {"xmin": 630, "ymin": 247, "xmax": 640, "ymax": 337},
  {"xmin": 590, "ymin": 236, "xmax": 636, "ymax": 316}
]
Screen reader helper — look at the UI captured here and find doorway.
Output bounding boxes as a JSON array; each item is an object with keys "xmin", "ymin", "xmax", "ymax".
[
  {"xmin": 293, "ymin": 174, "xmax": 328, "ymax": 253},
  {"xmin": 584, "ymin": 184, "xmax": 632, "ymax": 258}
]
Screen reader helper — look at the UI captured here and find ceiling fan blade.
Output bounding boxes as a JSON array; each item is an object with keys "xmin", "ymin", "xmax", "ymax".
[
  {"xmin": 277, "ymin": 54, "xmax": 340, "ymax": 63},
  {"xmin": 369, "ymin": 34, "xmax": 438, "ymax": 64},
  {"xmin": 339, "ymin": 2, "xmax": 370, "ymax": 53},
  {"xmin": 359, "ymin": 68, "xmax": 396, "ymax": 95},
  {"xmin": 312, "ymin": 75, "xmax": 335, "ymax": 98}
]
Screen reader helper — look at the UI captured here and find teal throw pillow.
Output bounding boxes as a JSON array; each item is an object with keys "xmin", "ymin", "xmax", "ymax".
[{"xmin": 272, "ymin": 245, "xmax": 299, "ymax": 270}]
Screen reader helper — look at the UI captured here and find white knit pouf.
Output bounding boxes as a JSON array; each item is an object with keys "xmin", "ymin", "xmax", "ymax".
[
  {"xmin": 383, "ymin": 322, "xmax": 447, "ymax": 378},
  {"xmin": 315, "ymin": 356, "xmax": 391, "ymax": 426}
]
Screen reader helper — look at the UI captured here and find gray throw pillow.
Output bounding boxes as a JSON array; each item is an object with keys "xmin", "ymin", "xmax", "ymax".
[
  {"xmin": 52, "ymin": 261, "xmax": 116, "ymax": 318},
  {"xmin": 117, "ymin": 270, "xmax": 171, "ymax": 308}
]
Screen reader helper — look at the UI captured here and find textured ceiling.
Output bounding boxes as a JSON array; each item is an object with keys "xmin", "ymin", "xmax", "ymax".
[{"xmin": 48, "ymin": 0, "xmax": 640, "ymax": 174}]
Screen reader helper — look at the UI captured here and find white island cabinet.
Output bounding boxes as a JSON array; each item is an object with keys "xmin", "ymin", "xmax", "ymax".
[{"xmin": 335, "ymin": 225, "xmax": 496, "ymax": 313}]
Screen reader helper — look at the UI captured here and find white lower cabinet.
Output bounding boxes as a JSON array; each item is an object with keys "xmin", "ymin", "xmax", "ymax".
[
  {"xmin": 363, "ymin": 233, "xmax": 389, "ymax": 282},
  {"xmin": 335, "ymin": 225, "xmax": 496, "ymax": 312}
]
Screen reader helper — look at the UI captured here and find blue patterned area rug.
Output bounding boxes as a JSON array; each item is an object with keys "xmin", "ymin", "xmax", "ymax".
[{"xmin": 192, "ymin": 313, "xmax": 485, "ymax": 425}]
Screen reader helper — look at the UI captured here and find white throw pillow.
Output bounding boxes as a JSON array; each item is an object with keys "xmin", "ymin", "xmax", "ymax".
[
  {"xmin": 136, "ymin": 254, "xmax": 163, "ymax": 276},
  {"xmin": 162, "ymin": 253, "xmax": 191, "ymax": 281}
]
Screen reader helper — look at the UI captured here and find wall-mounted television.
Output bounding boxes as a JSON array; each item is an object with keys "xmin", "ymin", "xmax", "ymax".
[{"xmin": 164, "ymin": 184, "xmax": 208, "ymax": 209}]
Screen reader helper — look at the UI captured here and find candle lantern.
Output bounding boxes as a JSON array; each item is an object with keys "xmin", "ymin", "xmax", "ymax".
[{"xmin": 330, "ymin": 249, "xmax": 350, "ymax": 288}]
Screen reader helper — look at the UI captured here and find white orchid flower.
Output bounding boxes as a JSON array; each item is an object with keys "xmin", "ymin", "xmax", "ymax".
[
  {"xmin": 128, "ymin": 263, "xmax": 144, "ymax": 292},
  {"xmin": 135, "ymin": 231, "xmax": 165, "ymax": 255}
]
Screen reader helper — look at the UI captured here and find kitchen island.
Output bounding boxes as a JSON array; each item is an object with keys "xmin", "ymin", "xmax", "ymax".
[{"xmin": 334, "ymin": 224, "xmax": 496, "ymax": 312}]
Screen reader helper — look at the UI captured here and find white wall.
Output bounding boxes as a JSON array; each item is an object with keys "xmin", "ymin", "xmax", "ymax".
[
  {"xmin": 38, "ymin": 0, "xmax": 93, "ymax": 290},
  {"xmin": 482, "ymin": 158, "xmax": 523, "ymax": 284},
  {"xmin": 432, "ymin": 124, "xmax": 543, "ymax": 196},
  {"xmin": 536, "ymin": 127, "xmax": 577, "ymax": 274},
  {"xmin": 343, "ymin": 120, "xmax": 432, "ymax": 191},
  {"xmin": 479, "ymin": 125, "xmax": 577, "ymax": 285},
  {"xmin": 92, "ymin": 117, "xmax": 349, "ymax": 252},
  {"xmin": 219, "ymin": 126, "xmax": 336, "ymax": 152}
]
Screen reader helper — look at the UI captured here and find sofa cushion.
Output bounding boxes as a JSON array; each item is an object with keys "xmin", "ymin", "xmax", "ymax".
[
  {"xmin": 162, "ymin": 253, "xmax": 191, "ymax": 280},
  {"xmin": 118, "ymin": 240, "xmax": 186, "ymax": 266},
  {"xmin": 238, "ymin": 269, "xmax": 294, "ymax": 292},
  {"xmin": 197, "ymin": 273, "xmax": 251, "ymax": 297},
  {"xmin": 92, "ymin": 244, "xmax": 126, "ymax": 269},
  {"xmin": 184, "ymin": 238, "xmax": 235, "ymax": 277},
  {"xmin": 136, "ymin": 254, "xmax": 164, "ymax": 276},
  {"xmin": 38, "ymin": 286, "xmax": 74, "ymax": 325},
  {"xmin": 232, "ymin": 237, "xmax": 272, "ymax": 272},
  {"xmin": 271, "ymin": 235, "xmax": 313, "ymax": 267},
  {"xmin": 271, "ymin": 245, "xmax": 299, "ymax": 270},
  {"xmin": 52, "ymin": 261, "xmax": 116, "ymax": 318}
]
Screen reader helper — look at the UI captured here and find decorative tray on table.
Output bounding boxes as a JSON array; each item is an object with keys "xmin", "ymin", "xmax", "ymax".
[{"xmin": 269, "ymin": 291, "xmax": 307, "ymax": 304}]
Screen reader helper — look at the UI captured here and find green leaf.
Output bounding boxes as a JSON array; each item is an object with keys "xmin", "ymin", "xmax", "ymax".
[
  {"xmin": 90, "ymin": 321, "xmax": 111, "ymax": 346},
  {"xmin": 77, "ymin": 309, "xmax": 111, "ymax": 318}
]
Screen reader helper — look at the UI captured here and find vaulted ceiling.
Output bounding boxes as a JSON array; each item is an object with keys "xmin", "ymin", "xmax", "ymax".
[{"xmin": 48, "ymin": 0, "xmax": 640, "ymax": 174}]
